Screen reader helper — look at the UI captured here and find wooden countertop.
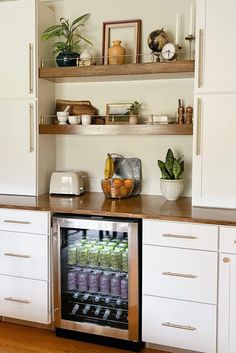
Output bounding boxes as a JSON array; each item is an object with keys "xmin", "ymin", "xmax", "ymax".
[{"xmin": 0, "ymin": 192, "xmax": 236, "ymax": 226}]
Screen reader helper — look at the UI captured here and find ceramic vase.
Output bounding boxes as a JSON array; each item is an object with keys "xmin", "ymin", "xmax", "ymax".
[
  {"xmin": 160, "ymin": 179, "xmax": 184, "ymax": 201},
  {"xmin": 108, "ymin": 40, "xmax": 125, "ymax": 65}
]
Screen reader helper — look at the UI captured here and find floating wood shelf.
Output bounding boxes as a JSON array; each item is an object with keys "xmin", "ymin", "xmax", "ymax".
[
  {"xmin": 39, "ymin": 124, "xmax": 193, "ymax": 136},
  {"xmin": 39, "ymin": 61, "xmax": 195, "ymax": 83}
]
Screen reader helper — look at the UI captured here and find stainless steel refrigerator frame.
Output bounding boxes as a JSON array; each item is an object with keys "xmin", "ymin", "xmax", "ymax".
[{"xmin": 52, "ymin": 215, "xmax": 140, "ymax": 342}]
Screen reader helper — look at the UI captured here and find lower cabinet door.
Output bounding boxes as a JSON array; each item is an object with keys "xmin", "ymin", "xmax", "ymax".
[
  {"xmin": 218, "ymin": 254, "xmax": 236, "ymax": 353},
  {"xmin": 0, "ymin": 275, "xmax": 50, "ymax": 324},
  {"xmin": 142, "ymin": 295, "xmax": 216, "ymax": 353}
]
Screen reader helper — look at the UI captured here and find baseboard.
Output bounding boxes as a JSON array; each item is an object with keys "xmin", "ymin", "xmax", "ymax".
[{"xmin": 145, "ymin": 342, "xmax": 202, "ymax": 353}]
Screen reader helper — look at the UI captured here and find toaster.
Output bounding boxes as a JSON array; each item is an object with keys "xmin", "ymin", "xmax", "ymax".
[{"xmin": 49, "ymin": 171, "xmax": 84, "ymax": 195}]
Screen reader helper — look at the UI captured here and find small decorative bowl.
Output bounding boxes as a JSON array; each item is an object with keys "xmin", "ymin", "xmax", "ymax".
[{"xmin": 101, "ymin": 178, "xmax": 134, "ymax": 199}]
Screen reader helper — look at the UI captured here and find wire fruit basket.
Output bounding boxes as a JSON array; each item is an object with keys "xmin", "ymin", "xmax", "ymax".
[{"xmin": 101, "ymin": 178, "xmax": 134, "ymax": 199}]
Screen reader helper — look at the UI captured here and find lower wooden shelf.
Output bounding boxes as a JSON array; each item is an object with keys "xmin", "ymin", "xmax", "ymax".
[{"xmin": 39, "ymin": 124, "xmax": 193, "ymax": 135}]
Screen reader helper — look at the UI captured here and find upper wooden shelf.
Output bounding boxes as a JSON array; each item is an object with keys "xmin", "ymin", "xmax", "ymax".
[
  {"xmin": 39, "ymin": 123, "xmax": 193, "ymax": 136},
  {"xmin": 39, "ymin": 60, "xmax": 195, "ymax": 83}
]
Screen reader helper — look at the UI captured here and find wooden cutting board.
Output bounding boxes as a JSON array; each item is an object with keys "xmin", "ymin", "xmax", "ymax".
[{"xmin": 56, "ymin": 100, "xmax": 98, "ymax": 116}]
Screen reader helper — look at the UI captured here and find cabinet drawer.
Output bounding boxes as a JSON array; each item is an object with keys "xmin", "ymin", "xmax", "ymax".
[
  {"xmin": 0, "ymin": 209, "xmax": 49, "ymax": 234},
  {"xmin": 142, "ymin": 295, "xmax": 216, "ymax": 353},
  {"xmin": 143, "ymin": 219, "xmax": 218, "ymax": 251},
  {"xmin": 143, "ymin": 245, "xmax": 217, "ymax": 304},
  {"xmin": 0, "ymin": 231, "xmax": 48, "ymax": 280},
  {"xmin": 0, "ymin": 275, "xmax": 50, "ymax": 324},
  {"xmin": 219, "ymin": 226, "xmax": 236, "ymax": 253}
]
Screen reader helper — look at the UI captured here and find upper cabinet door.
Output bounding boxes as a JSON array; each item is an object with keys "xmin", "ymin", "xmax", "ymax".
[
  {"xmin": 192, "ymin": 94, "xmax": 236, "ymax": 208},
  {"xmin": 195, "ymin": 0, "xmax": 236, "ymax": 93},
  {"xmin": 0, "ymin": 0, "xmax": 36, "ymax": 99},
  {"xmin": 0, "ymin": 100, "xmax": 37, "ymax": 196}
]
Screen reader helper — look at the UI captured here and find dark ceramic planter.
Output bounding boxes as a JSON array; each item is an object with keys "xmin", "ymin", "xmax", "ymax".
[{"xmin": 56, "ymin": 51, "xmax": 80, "ymax": 67}]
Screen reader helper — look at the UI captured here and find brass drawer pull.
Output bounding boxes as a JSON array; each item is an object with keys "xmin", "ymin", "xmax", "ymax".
[
  {"xmin": 4, "ymin": 297, "xmax": 31, "ymax": 305},
  {"xmin": 29, "ymin": 43, "xmax": 34, "ymax": 94},
  {"xmin": 198, "ymin": 29, "xmax": 203, "ymax": 88},
  {"xmin": 4, "ymin": 220, "xmax": 31, "ymax": 225},
  {"xmin": 162, "ymin": 271, "xmax": 197, "ymax": 279},
  {"xmin": 162, "ymin": 322, "xmax": 196, "ymax": 331},
  {"xmin": 162, "ymin": 233, "xmax": 198, "ymax": 240},
  {"xmin": 4, "ymin": 253, "xmax": 31, "ymax": 259}
]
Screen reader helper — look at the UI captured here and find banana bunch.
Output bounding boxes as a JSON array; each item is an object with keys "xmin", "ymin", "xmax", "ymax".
[{"xmin": 104, "ymin": 153, "xmax": 114, "ymax": 179}]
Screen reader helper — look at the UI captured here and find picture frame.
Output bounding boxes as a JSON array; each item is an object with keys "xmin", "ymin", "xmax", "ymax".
[
  {"xmin": 102, "ymin": 19, "xmax": 142, "ymax": 65},
  {"xmin": 105, "ymin": 103, "xmax": 132, "ymax": 125}
]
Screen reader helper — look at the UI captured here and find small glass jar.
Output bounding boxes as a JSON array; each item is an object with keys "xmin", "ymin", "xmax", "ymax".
[
  {"xmin": 99, "ymin": 248, "xmax": 111, "ymax": 268},
  {"xmin": 100, "ymin": 271, "xmax": 112, "ymax": 294},
  {"xmin": 88, "ymin": 248, "xmax": 99, "ymax": 267},
  {"xmin": 67, "ymin": 245, "xmax": 77, "ymax": 265},
  {"xmin": 88, "ymin": 272, "xmax": 99, "ymax": 292},
  {"xmin": 121, "ymin": 275, "xmax": 128, "ymax": 300},
  {"xmin": 77, "ymin": 247, "xmax": 88, "ymax": 266},
  {"xmin": 67, "ymin": 271, "xmax": 77, "ymax": 291},
  {"xmin": 111, "ymin": 273, "xmax": 121, "ymax": 296},
  {"xmin": 121, "ymin": 249, "xmax": 128, "ymax": 272},
  {"xmin": 77, "ymin": 271, "xmax": 88, "ymax": 292},
  {"xmin": 110, "ymin": 249, "xmax": 122, "ymax": 270}
]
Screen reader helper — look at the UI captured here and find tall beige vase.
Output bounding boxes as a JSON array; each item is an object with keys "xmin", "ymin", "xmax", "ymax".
[{"xmin": 108, "ymin": 40, "xmax": 125, "ymax": 65}]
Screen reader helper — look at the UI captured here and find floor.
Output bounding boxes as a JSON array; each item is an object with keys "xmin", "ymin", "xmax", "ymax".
[{"xmin": 0, "ymin": 322, "xmax": 168, "ymax": 353}]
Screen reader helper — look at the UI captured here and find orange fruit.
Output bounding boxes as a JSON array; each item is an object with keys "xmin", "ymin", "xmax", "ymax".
[
  {"xmin": 113, "ymin": 178, "xmax": 124, "ymax": 187},
  {"xmin": 120, "ymin": 186, "xmax": 128, "ymax": 197},
  {"xmin": 124, "ymin": 179, "xmax": 133, "ymax": 188}
]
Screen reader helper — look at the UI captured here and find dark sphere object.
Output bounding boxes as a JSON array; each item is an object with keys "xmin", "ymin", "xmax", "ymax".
[
  {"xmin": 147, "ymin": 29, "xmax": 169, "ymax": 53},
  {"xmin": 56, "ymin": 51, "xmax": 80, "ymax": 67}
]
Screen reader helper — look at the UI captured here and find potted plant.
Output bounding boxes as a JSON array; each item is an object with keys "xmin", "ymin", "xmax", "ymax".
[
  {"xmin": 158, "ymin": 148, "xmax": 184, "ymax": 201},
  {"xmin": 128, "ymin": 101, "xmax": 141, "ymax": 124},
  {"xmin": 41, "ymin": 14, "xmax": 92, "ymax": 67}
]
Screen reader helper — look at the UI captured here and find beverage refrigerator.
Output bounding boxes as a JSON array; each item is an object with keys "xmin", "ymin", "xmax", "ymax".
[{"xmin": 52, "ymin": 214, "xmax": 142, "ymax": 349}]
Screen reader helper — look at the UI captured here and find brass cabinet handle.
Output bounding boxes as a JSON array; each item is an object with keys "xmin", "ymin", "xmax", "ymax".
[
  {"xmin": 162, "ymin": 322, "xmax": 196, "ymax": 331},
  {"xmin": 4, "ymin": 253, "xmax": 31, "ymax": 259},
  {"xmin": 162, "ymin": 233, "xmax": 198, "ymax": 240},
  {"xmin": 29, "ymin": 103, "xmax": 34, "ymax": 153},
  {"xmin": 4, "ymin": 297, "xmax": 31, "ymax": 305},
  {"xmin": 29, "ymin": 43, "xmax": 34, "ymax": 94},
  {"xmin": 196, "ymin": 98, "xmax": 202, "ymax": 156},
  {"xmin": 162, "ymin": 271, "xmax": 197, "ymax": 279},
  {"xmin": 4, "ymin": 220, "xmax": 31, "ymax": 225},
  {"xmin": 198, "ymin": 29, "xmax": 203, "ymax": 88}
]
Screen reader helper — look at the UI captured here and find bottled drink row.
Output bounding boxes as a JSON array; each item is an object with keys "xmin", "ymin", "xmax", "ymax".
[
  {"xmin": 67, "ymin": 268, "xmax": 128, "ymax": 299},
  {"xmin": 70, "ymin": 302, "xmax": 128, "ymax": 326},
  {"xmin": 67, "ymin": 237, "xmax": 128, "ymax": 271}
]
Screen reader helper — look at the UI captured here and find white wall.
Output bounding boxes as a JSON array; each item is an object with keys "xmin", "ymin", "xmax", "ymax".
[{"xmin": 47, "ymin": 0, "xmax": 195, "ymax": 196}]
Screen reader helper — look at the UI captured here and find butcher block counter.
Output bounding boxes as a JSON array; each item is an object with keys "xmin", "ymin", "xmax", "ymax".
[{"xmin": 0, "ymin": 192, "xmax": 236, "ymax": 226}]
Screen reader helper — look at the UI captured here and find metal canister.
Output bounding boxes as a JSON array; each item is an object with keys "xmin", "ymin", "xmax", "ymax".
[
  {"xmin": 67, "ymin": 245, "xmax": 77, "ymax": 265},
  {"xmin": 77, "ymin": 271, "xmax": 88, "ymax": 292}
]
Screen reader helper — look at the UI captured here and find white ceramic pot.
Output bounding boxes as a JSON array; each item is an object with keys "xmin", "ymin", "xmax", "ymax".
[
  {"xmin": 57, "ymin": 111, "xmax": 69, "ymax": 125},
  {"xmin": 160, "ymin": 179, "xmax": 184, "ymax": 201}
]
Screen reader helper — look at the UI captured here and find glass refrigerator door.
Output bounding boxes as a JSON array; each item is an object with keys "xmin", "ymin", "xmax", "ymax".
[{"xmin": 60, "ymin": 221, "xmax": 131, "ymax": 330}]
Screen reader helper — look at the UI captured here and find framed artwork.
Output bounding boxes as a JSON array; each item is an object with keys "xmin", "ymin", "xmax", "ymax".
[
  {"xmin": 105, "ymin": 103, "xmax": 132, "ymax": 124},
  {"xmin": 102, "ymin": 19, "xmax": 142, "ymax": 65}
]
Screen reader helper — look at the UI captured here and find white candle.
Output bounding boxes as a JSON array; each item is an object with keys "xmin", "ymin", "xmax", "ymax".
[
  {"xmin": 189, "ymin": 5, "xmax": 196, "ymax": 35},
  {"xmin": 175, "ymin": 12, "xmax": 180, "ymax": 44}
]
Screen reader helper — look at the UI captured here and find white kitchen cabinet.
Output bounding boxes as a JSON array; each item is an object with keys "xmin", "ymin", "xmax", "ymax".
[
  {"xmin": 0, "ymin": 0, "xmax": 56, "ymax": 196},
  {"xmin": 0, "ymin": 0, "xmax": 36, "ymax": 99},
  {"xmin": 218, "ymin": 226, "xmax": 236, "ymax": 353},
  {"xmin": 0, "ymin": 100, "xmax": 37, "ymax": 195},
  {"xmin": 195, "ymin": 0, "xmax": 236, "ymax": 93},
  {"xmin": 143, "ymin": 296, "xmax": 216, "ymax": 353},
  {"xmin": 192, "ymin": 94, "xmax": 236, "ymax": 208},
  {"xmin": 142, "ymin": 219, "xmax": 218, "ymax": 353},
  {"xmin": 0, "ymin": 209, "xmax": 51, "ymax": 324}
]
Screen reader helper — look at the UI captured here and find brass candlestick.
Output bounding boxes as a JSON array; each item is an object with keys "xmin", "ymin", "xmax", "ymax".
[{"xmin": 185, "ymin": 34, "xmax": 195, "ymax": 60}]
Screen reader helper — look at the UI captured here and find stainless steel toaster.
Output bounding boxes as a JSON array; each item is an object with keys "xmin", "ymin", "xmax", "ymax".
[{"xmin": 49, "ymin": 171, "xmax": 84, "ymax": 195}]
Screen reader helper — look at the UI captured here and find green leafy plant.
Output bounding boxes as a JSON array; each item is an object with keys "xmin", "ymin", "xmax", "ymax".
[
  {"xmin": 128, "ymin": 101, "xmax": 141, "ymax": 115},
  {"xmin": 158, "ymin": 149, "xmax": 184, "ymax": 180},
  {"xmin": 41, "ymin": 14, "xmax": 93, "ymax": 55}
]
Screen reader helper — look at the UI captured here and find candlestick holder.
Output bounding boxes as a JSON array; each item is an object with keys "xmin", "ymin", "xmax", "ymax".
[{"xmin": 185, "ymin": 34, "xmax": 195, "ymax": 60}]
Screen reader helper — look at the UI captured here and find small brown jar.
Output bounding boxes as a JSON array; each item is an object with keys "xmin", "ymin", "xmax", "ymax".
[{"xmin": 186, "ymin": 106, "xmax": 193, "ymax": 124}]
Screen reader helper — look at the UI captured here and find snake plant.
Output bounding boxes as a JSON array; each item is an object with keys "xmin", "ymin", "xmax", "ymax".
[{"xmin": 158, "ymin": 148, "xmax": 184, "ymax": 180}]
